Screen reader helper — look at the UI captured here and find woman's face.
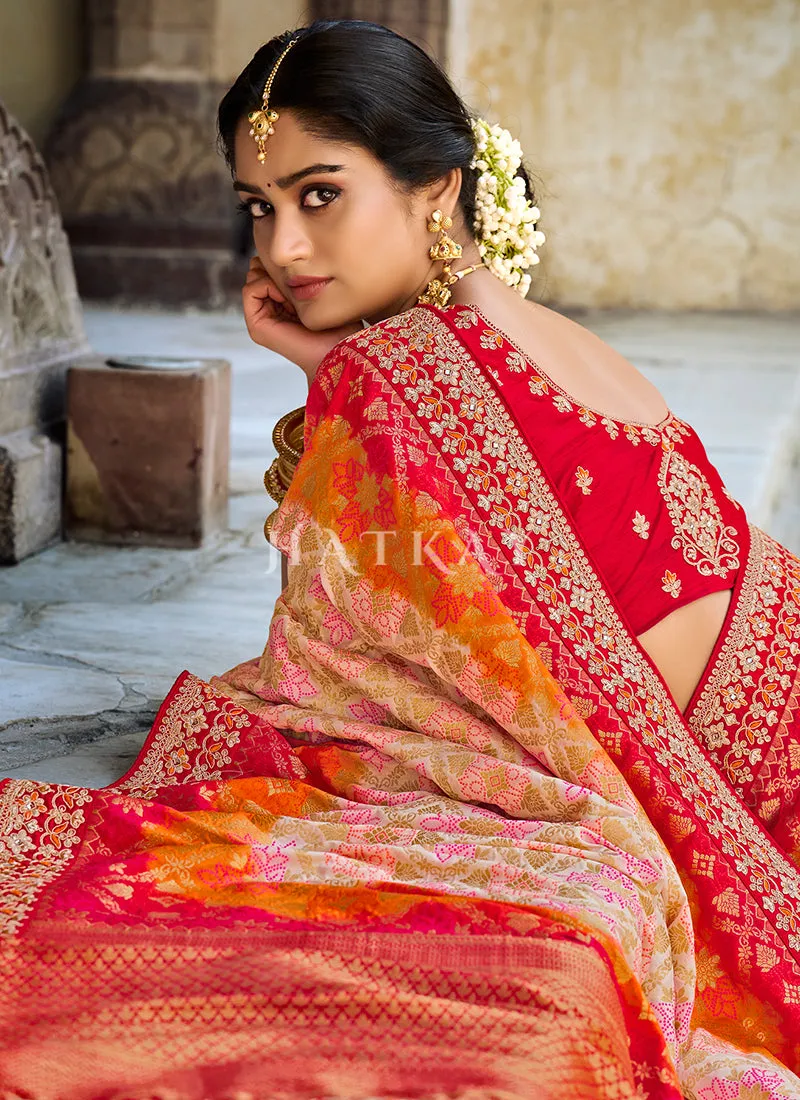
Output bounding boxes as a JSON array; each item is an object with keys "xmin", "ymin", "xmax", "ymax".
[{"xmin": 232, "ymin": 110, "xmax": 447, "ymax": 330}]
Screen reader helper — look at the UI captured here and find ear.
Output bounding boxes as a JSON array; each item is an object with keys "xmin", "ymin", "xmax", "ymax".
[{"xmin": 424, "ymin": 167, "xmax": 462, "ymax": 218}]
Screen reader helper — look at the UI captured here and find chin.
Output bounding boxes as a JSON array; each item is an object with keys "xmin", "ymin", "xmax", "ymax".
[{"xmin": 297, "ymin": 298, "xmax": 364, "ymax": 332}]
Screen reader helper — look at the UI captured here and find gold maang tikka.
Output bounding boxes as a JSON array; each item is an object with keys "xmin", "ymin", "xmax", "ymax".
[
  {"xmin": 417, "ymin": 209, "xmax": 482, "ymax": 308},
  {"xmin": 248, "ymin": 36, "xmax": 300, "ymax": 163}
]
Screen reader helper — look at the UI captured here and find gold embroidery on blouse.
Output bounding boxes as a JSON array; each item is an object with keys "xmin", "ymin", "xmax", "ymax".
[
  {"xmin": 658, "ymin": 444, "xmax": 740, "ymax": 577},
  {"xmin": 514, "ymin": 318, "xmax": 740, "ymax": 581},
  {"xmin": 686, "ymin": 529, "xmax": 800, "ymax": 807},
  {"xmin": 525, "ymin": 371, "xmax": 696, "ymax": 450},
  {"xmin": 632, "ymin": 512, "xmax": 650, "ymax": 539},
  {"xmin": 479, "ymin": 328, "xmax": 504, "ymax": 351},
  {"xmin": 452, "ymin": 308, "xmax": 480, "ymax": 329},
  {"xmin": 506, "ymin": 351, "xmax": 528, "ymax": 373},
  {"xmin": 662, "ymin": 570, "xmax": 682, "ymax": 598},
  {"xmin": 575, "ymin": 466, "xmax": 593, "ymax": 495},
  {"xmin": 601, "ymin": 418, "xmax": 620, "ymax": 440}
]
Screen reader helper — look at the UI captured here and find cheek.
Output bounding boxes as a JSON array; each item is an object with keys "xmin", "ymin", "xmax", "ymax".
[
  {"xmin": 336, "ymin": 199, "xmax": 420, "ymax": 274},
  {"xmin": 251, "ymin": 220, "xmax": 276, "ymax": 269}
]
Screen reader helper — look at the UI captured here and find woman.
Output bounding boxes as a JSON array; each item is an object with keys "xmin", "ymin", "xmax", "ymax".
[{"xmin": 1, "ymin": 19, "xmax": 799, "ymax": 1100}]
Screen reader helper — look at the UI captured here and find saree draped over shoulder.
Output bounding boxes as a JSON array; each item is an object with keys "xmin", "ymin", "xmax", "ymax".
[{"xmin": 1, "ymin": 304, "xmax": 800, "ymax": 1100}]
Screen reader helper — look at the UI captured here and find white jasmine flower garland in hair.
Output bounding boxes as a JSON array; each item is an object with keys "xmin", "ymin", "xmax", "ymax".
[{"xmin": 470, "ymin": 117, "xmax": 546, "ymax": 297}]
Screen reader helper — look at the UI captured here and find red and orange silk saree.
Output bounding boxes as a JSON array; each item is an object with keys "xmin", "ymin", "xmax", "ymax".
[{"xmin": 2, "ymin": 303, "xmax": 800, "ymax": 1099}]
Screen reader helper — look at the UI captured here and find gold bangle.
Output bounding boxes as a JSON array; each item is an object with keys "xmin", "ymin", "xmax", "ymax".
[
  {"xmin": 272, "ymin": 406, "xmax": 305, "ymax": 463},
  {"xmin": 263, "ymin": 462, "xmax": 285, "ymax": 505},
  {"xmin": 263, "ymin": 406, "xmax": 306, "ymax": 541}
]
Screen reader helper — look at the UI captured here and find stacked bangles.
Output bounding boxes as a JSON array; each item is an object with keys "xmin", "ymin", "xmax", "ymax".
[{"xmin": 263, "ymin": 406, "xmax": 306, "ymax": 543}]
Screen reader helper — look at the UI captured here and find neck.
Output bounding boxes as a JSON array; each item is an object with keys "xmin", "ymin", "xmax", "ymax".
[
  {"xmin": 398, "ymin": 237, "xmax": 489, "ymax": 315},
  {"xmin": 369, "ymin": 236, "xmax": 514, "ymax": 323}
]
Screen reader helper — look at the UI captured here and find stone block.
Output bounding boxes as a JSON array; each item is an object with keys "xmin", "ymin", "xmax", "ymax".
[
  {"xmin": 65, "ymin": 358, "xmax": 230, "ymax": 548},
  {"xmin": 0, "ymin": 360, "xmax": 68, "ymax": 438},
  {"xmin": 0, "ymin": 429, "xmax": 63, "ymax": 565}
]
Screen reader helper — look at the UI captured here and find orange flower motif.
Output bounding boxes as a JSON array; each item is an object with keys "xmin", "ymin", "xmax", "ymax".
[
  {"xmin": 479, "ymin": 329, "xmax": 503, "ymax": 349},
  {"xmin": 331, "ymin": 456, "xmax": 365, "ymax": 498},
  {"xmin": 575, "ymin": 466, "xmax": 593, "ymax": 495},
  {"xmin": 662, "ymin": 570, "xmax": 682, "ymax": 598},
  {"xmin": 548, "ymin": 548, "xmax": 572, "ymax": 576},
  {"xmin": 336, "ymin": 498, "xmax": 370, "ymax": 543},
  {"xmin": 632, "ymin": 512, "xmax": 650, "ymax": 539}
]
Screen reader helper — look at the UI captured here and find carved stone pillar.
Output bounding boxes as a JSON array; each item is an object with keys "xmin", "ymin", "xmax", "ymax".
[
  {"xmin": 309, "ymin": 0, "xmax": 448, "ymax": 63},
  {"xmin": 0, "ymin": 102, "xmax": 90, "ymax": 564},
  {"xmin": 44, "ymin": 0, "xmax": 246, "ymax": 308}
]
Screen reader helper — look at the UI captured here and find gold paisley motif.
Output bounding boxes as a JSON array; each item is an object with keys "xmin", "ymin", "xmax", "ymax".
[
  {"xmin": 658, "ymin": 444, "xmax": 740, "ymax": 577},
  {"xmin": 687, "ymin": 527, "xmax": 800, "ymax": 812}
]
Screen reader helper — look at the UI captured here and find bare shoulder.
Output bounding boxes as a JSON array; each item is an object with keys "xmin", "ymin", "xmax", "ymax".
[
  {"xmin": 506, "ymin": 299, "xmax": 670, "ymax": 424},
  {"xmin": 524, "ymin": 300, "xmax": 625, "ymax": 362}
]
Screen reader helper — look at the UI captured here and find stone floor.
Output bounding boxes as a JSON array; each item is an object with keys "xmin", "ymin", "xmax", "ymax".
[{"xmin": 2, "ymin": 306, "xmax": 800, "ymax": 788}]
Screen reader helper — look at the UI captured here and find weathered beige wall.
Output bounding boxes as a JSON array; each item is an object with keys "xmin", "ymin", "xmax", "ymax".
[
  {"xmin": 213, "ymin": 0, "xmax": 307, "ymax": 82},
  {"xmin": 0, "ymin": 0, "xmax": 82, "ymax": 147},
  {"xmin": 450, "ymin": 0, "xmax": 800, "ymax": 311}
]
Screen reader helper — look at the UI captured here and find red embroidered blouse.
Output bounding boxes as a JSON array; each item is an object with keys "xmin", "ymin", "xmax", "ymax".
[{"xmin": 442, "ymin": 304, "xmax": 744, "ymax": 636}]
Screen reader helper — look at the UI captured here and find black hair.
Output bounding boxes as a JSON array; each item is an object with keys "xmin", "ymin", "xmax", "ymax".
[{"xmin": 217, "ymin": 19, "xmax": 537, "ymax": 241}]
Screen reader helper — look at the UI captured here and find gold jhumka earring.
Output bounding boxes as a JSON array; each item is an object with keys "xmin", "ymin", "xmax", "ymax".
[
  {"xmin": 417, "ymin": 209, "xmax": 482, "ymax": 307},
  {"xmin": 264, "ymin": 407, "xmax": 306, "ymax": 543},
  {"xmin": 248, "ymin": 36, "xmax": 300, "ymax": 163}
]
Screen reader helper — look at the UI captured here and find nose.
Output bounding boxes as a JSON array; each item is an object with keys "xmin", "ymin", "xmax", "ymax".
[{"xmin": 266, "ymin": 209, "xmax": 313, "ymax": 269}]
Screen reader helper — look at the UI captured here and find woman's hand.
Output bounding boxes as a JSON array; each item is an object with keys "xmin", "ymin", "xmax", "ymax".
[{"xmin": 242, "ymin": 256, "xmax": 361, "ymax": 380}]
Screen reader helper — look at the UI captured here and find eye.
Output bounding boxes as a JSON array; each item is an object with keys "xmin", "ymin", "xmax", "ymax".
[
  {"xmin": 301, "ymin": 185, "xmax": 340, "ymax": 209},
  {"xmin": 236, "ymin": 198, "xmax": 271, "ymax": 219}
]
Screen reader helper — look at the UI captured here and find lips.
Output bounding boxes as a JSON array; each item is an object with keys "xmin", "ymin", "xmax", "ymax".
[
  {"xmin": 287, "ymin": 276, "xmax": 330, "ymax": 287},
  {"xmin": 286, "ymin": 276, "xmax": 333, "ymax": 302}
]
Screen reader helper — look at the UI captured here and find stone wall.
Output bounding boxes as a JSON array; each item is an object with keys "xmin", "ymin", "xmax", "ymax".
[
  {"xmin": 449, "ymin": 0, "xmax": 800, "ymax": 311},
  {"xmin": 0, "ymin": 0, "xmax": 82, "ymax": 148},
  {"xmin": 0, "ymin": 100, "xmax": 89, "ymax": 563},
  {"xmin": 212, "ymin": 0, "xmax": 307, "ymax": 82},
  {"xmin": 43, "ymin": 0, "xmax": 250, "ymax": 308},
  {"xmin": 310, "ymin": 0, "xmax": 447, "ymax": 60}
]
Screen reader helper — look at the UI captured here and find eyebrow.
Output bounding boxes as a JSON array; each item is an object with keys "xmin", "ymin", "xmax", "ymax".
[{"xmin": 233, "ymin": 163, "xmax": 346, "ymax": 194}]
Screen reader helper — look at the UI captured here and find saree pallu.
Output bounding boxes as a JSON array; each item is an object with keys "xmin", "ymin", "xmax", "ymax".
[
  {"xmin": 0, "ymin": 679, "xmax": 679, "ymax": 1099},
  {"xmin": 1, "ymin": 304, "xmax": 799, "ymax": 1099}
]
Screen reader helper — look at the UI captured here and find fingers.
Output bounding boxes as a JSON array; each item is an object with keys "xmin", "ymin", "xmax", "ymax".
[
  {"xmin": 242, "ymin": 283, "xmax": 295, "ymax": 323},
  {"xmin": 244, "ymin": 257, "xmax": 267, "ymax": 286},
  {"xmin": 243, "ymin": 256, "xmax": 288, "ymax": 304}
]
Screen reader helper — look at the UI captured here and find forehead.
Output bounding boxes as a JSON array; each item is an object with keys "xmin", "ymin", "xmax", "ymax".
[{"xmin": 232, "ymin": 110, "xmax": 375, "ymax": 183}]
